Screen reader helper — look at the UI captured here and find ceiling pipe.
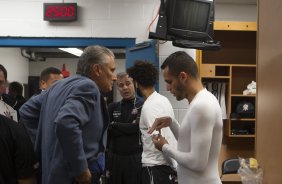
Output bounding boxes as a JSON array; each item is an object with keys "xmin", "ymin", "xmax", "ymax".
[
  {"xmin": 21, "ymin": 48, "xmax": 46, "ymax": 62},
  {"xmin": 21, "ymin": 48, "xmax": 32, "ymax": 60}
]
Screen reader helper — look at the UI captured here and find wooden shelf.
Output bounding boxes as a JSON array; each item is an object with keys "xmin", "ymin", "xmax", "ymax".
[
  {"xmin": 214, "ymin": 21, "xmax": 257, "ymax": 31},
  {"xmin": 221, "ymin": 174, "xmax": 241, "ymax": 182},
  {"xmin": 202, "ymin": 76, "xmax": 231, "ymax": 79},
  {"xmin": 230, "ymin": 64, "xmax": 256, "ymax": 67},
  {"xmin": 197, "ymin": 21, "xmax": 257, "ymax": 177},
  {"xmin": 212, "ymin": 64, "xmax": 231, "ymax": 66},
  {"xmin": 230, "ymin": 119, "xmax": 256, "ymax": 121},
  {"xmin": 202, "ymin": 32, "xmax": 256, "ymax": 65},
  {"xmin": 229, "ymin": 135, "xmax": 255, "ymax": 138},
  {"xmin": 231, "ymin": 67, "xmax": 256, "ymax": 94},
  {"xmin": 231, "ymin": 94, "xmax": 256, "ymax": 97}
]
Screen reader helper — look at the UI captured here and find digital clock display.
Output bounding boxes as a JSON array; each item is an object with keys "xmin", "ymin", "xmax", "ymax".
[{"xmin": 44, "ymin": 3, "xmax": 77, "ymax": 21}]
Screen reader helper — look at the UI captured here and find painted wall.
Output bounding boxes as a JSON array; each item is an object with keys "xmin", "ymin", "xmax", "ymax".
[
  {"xmin": 29, "ymin": 58, "xmax": 125, "ymax": 77},
  {"xmin": 0, "ymin": 0, "xmax": 257, "ymax": 122},
  {"xmin": 0, "ymin": 1, "xmax": 257, "ymax": 38},
  {"xmin": 0, "ymin": 48, "xmax": 29, "ymax": 84},
  {"xmin": 29, "ymin": 58, "xmax": 78, "ymax": 77}
]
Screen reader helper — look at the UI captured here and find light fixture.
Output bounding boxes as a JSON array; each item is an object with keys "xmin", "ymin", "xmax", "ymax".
[{"xmin": 59, "ymin": 48, "xmax": 83, "ymax": 57}]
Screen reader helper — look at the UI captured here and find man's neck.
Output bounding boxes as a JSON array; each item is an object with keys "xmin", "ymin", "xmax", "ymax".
[
  {"xmin": 187, "ymin": 79, "xmax": 204, "ymax": 103},
  {"xmin": 142, "ymin": 86, "xmax": 155, "ymax": 100}
]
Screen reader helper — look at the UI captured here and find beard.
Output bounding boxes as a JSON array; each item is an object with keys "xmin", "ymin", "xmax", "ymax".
[{"xmin": 175, "ymin": 82, "xmax": 186, "ymax": 101}]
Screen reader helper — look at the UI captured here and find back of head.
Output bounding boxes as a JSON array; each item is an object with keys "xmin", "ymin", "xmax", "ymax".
[
  {"xmin": 161, "ymin": 51, "xmax": 198, "ymax": 79},
  {"xmin": 76, "ymin": 45, "xmax": 115, "ymax": 78},
  {"xmin": 40, "ymin": 67, "xmax": 62, "ymax": 82},
  {"xmin": 126, "ymin": 60, "xmax": 158, "ymax": 87},
  {"xmin": 9, "ymin": 81, "xmax": 23, "ymax": 96}
]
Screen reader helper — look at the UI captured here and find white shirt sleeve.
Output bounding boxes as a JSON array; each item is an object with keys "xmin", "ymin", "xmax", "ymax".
[
  {"xmin": 169, "ymin": 117, "xmax": 180, "ymax": 140},
  {"xmin": 162, "ymin": 104, "xmax": 215, "ymax": 172}
]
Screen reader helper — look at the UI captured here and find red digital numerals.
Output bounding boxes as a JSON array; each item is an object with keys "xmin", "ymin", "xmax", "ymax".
[
  {"xmin": 45, "ymin": 5, "xmax": 75, "ymax": 17},
  {"xmin": 44, "ymin": 3, "xmax": 77, "ymax": 21}
]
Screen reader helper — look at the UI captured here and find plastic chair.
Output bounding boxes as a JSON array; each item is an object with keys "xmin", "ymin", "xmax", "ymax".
[{"xmin": 221, "ymin": 158, "xmax": 240, "ymax": 177}]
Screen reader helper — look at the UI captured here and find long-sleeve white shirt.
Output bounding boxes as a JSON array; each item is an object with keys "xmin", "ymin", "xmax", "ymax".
[
  {"xmin": 162, "ymin": 89, "xmax": 223, "ymax": 184},
  {"xmin": 140, "ymin": 91, "xmax": 177, "ymax": 168}
]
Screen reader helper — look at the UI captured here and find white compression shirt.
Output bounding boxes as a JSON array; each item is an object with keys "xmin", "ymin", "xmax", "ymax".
[
  {"xmin": 162, "ymin": 89, "xmax": 223, "ymax": 184},
  {"xmin": 140, "ymin": 91, "xmax": 177, "ymax": 168}
]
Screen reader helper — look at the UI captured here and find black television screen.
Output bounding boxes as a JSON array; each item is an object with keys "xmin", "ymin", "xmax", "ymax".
[
  {"xmin": 148, "ymin": 0, "xmax": 220, "ymax": 50},
  {"xmin": 168, "ymin": 0, "xmax": 213, "ymax": 41}
]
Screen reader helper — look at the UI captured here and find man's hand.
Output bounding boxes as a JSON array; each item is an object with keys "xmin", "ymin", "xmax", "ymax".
[
  {"xmin": 151, "ymin": 134, "xmax": 168, "ymax": 151},
  {"xmin": 147, "ymin": 116, "xmax": 172, "ymax": 134},
  {"xmin": 75, "ymin": 169, "xmax": 92, "ymax": 184},
  {"xmin": 18, "ymin": 176, "xmax": 37, "ymax": 184}
]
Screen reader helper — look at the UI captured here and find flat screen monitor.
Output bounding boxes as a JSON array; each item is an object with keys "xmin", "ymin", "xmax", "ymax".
[{"xmin": 167, "ymin": 0, "xmax": 214, "ymax": 41}]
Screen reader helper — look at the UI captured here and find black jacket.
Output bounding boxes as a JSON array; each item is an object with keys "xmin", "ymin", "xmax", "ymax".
[
  {"xmin": 107, "ymin": 97, "xmax": 143, "ymax": 155},
  {"xmin": 0, "ymin": 114, "xmax": 37, "ymax": 184}
]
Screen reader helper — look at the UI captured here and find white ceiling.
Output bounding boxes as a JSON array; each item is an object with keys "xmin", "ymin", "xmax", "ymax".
[{"xmin": 216, "ymin": 0, "xmax": 257, "ymax": 5}]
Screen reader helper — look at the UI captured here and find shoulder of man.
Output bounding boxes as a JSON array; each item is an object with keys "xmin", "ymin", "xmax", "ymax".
[{"xmin": 58, "ymin": 75, "xmax": 99, "ymax": 94}]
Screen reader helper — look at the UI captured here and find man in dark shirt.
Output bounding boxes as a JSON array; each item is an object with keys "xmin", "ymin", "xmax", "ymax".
[
  {"xmin": 0, "ymin": 114, "xmax": 37, "ymax": 184},
  {"xmin": 106, "ymin": 72, "xmax": 143, "ymax": 184},
  {"xmin": 8, "ymin": 81, "xmax": 27, "ymax": 120}
]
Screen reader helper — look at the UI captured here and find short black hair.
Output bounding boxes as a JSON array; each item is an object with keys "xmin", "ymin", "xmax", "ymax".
[
  {"xmin": 9, "ymin": 81, "xmax": 23, "ymax": 96},
  {"xmin": 161, "ymin": 51, "xmax": 198, "ymax": 79},
  {"xmin": 127, "ymin": 60, "xmax": 158, "ymax": 87},
  {"xmin": 0, "ymin": 64, "xmax": 7, "ymax": 81},
  {"xmin": 40, "ymin": 67, "xmax": 62, "ymax": 82}
]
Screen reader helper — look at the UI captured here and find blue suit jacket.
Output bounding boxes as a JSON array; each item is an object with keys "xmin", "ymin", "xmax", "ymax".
[{"xmin": 20, "ymin": 75, "xmax": 109, "ymax": 184}]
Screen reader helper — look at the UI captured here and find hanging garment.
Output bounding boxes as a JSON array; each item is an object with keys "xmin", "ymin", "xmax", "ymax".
[{"xmin": 203, "ymin": 82, "xmax": 227, "ymax": 119}]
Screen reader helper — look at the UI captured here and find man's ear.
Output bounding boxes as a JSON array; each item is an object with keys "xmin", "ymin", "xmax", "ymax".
[
  {"xmin": 92, "ymin": 64, "xmax": 101, "ymax": 77},
  {"xmin": 40, "ymin": 80, "xmax": 46, "ymax": 90},
  {"xmin": 179, "ymin": 72, "xmax": 188, "ymax": 81}
]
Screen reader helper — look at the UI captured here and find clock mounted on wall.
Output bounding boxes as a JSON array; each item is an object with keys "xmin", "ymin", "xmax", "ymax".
[{"xmin": 44, "ymin": 3, "xmax": 77, "ymax": 21}]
